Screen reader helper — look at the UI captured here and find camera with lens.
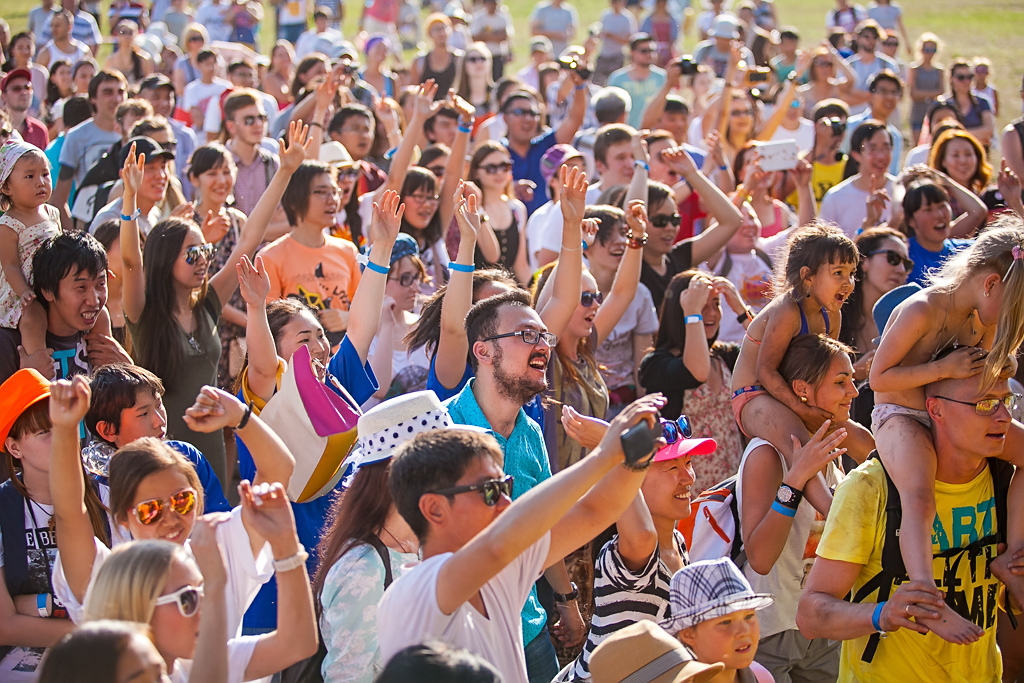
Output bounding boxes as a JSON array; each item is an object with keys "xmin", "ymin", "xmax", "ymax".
[
  {"xmin": 745, "ymin": 67, "xmax": 772, "ymax": 84},
  {"xmin": 558, "ymin": 54, "xmax": 592, "ymax": 81},
  {"xmin": 673, "ymin": 55, "xmax": 699, "ymax": 76},
  {"xmin": 822, "ymin": 116, "xmax": 846, "ymax": 137}
]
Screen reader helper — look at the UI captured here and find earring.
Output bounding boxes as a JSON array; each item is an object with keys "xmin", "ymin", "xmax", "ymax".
[
  {"xmin": 800, "ymin": 396, "xmax": 807, "ymax": 403},
  {"xmin": 986, "ymin": 290, "xmax": 990, "ymax": 297}
]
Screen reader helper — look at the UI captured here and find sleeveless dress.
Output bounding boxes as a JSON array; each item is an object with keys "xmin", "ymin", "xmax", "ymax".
[
  {"xmin": 910, "ymin": 67, "xmax": 942, "ymax": 131},
  {"xmin": 0, "ymin": 206, "xmax": 61, "ymax": 328},
  {"xmin": 475, "ymin": 209, "xmax": 521, "ymax": 274},
  {"xmin": 420, "ymin": 52, "xmax": 458, "ymax": 99}
]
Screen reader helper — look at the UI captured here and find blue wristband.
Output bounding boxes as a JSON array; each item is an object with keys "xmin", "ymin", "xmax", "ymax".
[
  {"xmin": 574, "ymin": 83, "xmax": 586, "ymax": 91},
  {"xmin": 770, "ymin": 500, "xmax": 797, "ymax": 517},
  {"xmin": 120, "ymin": 208, "xmax": 141, "ymax": 221},
  {"xmin": 684, "ymin": 314, "xmax": 703, "ymax": 325},
  {"xmin": 634, "ymin": 160, "xmax": 650, "ymax": 172},
  {"xmin": 718, "ymin": 164, "xmax": 728, "ymax": 171},
  {"xmin": 871, "ymin": 601, "xmax": 886, "ymax": 633},
  {"xmin": 449, "ymin": 262, "xmax": 475, "ymax": 273},
  {"xmin": 364, "ymin": 260, "xmax": 389, "ymax": 275}
]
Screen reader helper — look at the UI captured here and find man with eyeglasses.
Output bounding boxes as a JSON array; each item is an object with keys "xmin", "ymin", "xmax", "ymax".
[
  {"xmin": 820, "ymin": 120, "xmax": 901, "ymax": 238},
  {"xmin": 842, "ymin": 20, "xmax": 900, "ymax": 116},
  {"xmin": 379, "ymin": 395, "xmax": 666, "ymax": 683},
  {"xmin": 841, "ymin": 71, "xmax": 904, "ymax": 175},
  {"xmin": 0, "ymin": 70, "xmax": 47, "ymax": 150},
  {"xmin": 608, "ymin": 34, "xmax": 667, "ymax": 129},
  {"xmin": 798, "ymin": 365, "xmax": 1023, "ymax": 682},
  {"xmin": 444, "ymin": 289, "xmax": 585, "ymax": 681}
]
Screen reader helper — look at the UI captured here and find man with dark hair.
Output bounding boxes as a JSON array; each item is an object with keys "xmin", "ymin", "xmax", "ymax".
[
  {"xmin": 328, "ymin": 104, "xmax": 388, "ymax": 195},
  {"xmin": 138, "ymin": 73, "xmax": 198, "ymax": 199},
  {"xmin": 574, "ymin": 86, "xmax": 630, "ymax": 178},
  {"xmin": 843, "ymin": 20, "xmax": 900, "ymax": 116},
  {"xmin": 0, "ymin": 232, "xmax": 129, "ymax": 384},
  {"xmin": 771, "ymin": 28, "xmax": 801, "ymax": 83},
  {"xmin": 585, "ymin": 122, "xmax": 637, "ymax": 203},
  {"xmin": 447, "ymin": 289, "xmax": 582, "ymax": 680},
  {"xmin": 180, "ymin": 49, "xmax": 230, "ymax": 133},
  {"xmin": 0, "ymin": 70, "xmax": 47, "ymax": 149},
  {"xmin": 608, "ymin": 34, "xmax": 667, "ymax": 128},
  {"xmin": 378, "ymin": 642, "xmax": 503, "ymax": 683},
  {"xmin": 425, "ymin": 107, "xmax": 461, "ymax": 147},
  {"xmin": 378, "ymin": 397, "xmax": 665, "ymax": 683},
  {"xmin": 51, "ymin": 70, "xmax": 126, "ymax": 230},
  {"xmin": 820, "ymin": 119, "xmax": 900, "ymax": 236},
  {"xmin": 201, "ymin": 60, "xmax": 279, "ymax": 144},
  {"xmin": 842, "ymin": 70, "xmax": 904, "ymax": 175}
]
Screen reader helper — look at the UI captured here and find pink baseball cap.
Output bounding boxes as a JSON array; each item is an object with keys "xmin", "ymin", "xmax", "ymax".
[{"xmin": 653, "ymin": 435, "xmax": 717, "ymax": 462}]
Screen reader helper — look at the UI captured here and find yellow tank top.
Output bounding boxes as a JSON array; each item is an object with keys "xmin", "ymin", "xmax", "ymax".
[{"xmin": 786, "ymin": 155, "xmax": 849, "ymax": 210}]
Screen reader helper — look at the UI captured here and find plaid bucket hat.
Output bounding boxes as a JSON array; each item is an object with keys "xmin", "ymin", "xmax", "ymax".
[{"xmin": 660, "ymin": 558, "xmax": 774, "ymax": 635}]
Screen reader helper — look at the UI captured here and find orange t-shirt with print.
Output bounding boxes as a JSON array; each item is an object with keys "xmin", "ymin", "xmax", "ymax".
[{"xmin": 259, "ymin": 234, "xmax": 362, "ymax": 313}]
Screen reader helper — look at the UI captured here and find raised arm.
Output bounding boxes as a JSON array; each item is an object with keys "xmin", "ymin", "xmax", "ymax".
[
  {"xmin": 236, "ymin": 255, "xmax": 279, "ymax": 403},
  {"xmin": 187, "ymin": 517, "xmax": 229, "ymax": 683},
  {"xmin": 537, "ymin": 165, "xmax": 587, "ymax": 339},
  {"xmin": 119, "ymin": 145, "xmax": 148, "ymax": 324},
  {"xmin": 433, "ymin": 185, "xmax": 480, "ymax": 390},
  {"xmin": 939, "ymin": 171, "xmax": 988, "ymax": 238},
  {"xmin": 754, "ymin": 78, "xmax": 798, "ymax": 141},
  {"xmin": 641, "ymin": 64, "xmax": 682, "ymax": 132},
  {"xmin": 592, "ymin": 200, "xmax": 646, "ymax": 346},
  {"xmin": 434, "ymin": 396, "xmax": 664, "ymax": 614},
  {"xmin": 678, "ymin": 275, "xmax": 714, "ymax": 383},
  {"xmin": 208, "ymin": 121, "xmax": 313, "ymax": 306},
  {"xmin": 555, "ymin": 71, "xmax": 588, "ymax": 145},
  {"xmin": 756, "ymin": 306, "xmax": 829, "ymax": 425},
  {"xmin": 374, "ymin": 81, "xmax": 442, "ymax": 200},
  {"xmin": 345, "ymin": 191, "xmax": 403, "ymax": 363},
  {"xmin": 306, "ymin": 76, "xmax": 339, "ymax": 161},
  {"xmin": 614, "ymin": 491, "xmax": 659, "ymax": 572},
  {"xmin": 438, "ymin": 92, "xmax": 474, "ymax": 231},
  {"xmin": 48, "ymin": 377, "xmax": 99, "ymax": 604},
  {"xmin": 792, "ymin": 157, "xmax": 817, "ymax": 226},
  {"xmin": 662, "ymin": 147, "xmax": 744, "ymax": 263}
]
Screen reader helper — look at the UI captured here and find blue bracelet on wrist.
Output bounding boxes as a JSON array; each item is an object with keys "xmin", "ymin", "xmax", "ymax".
[
  {"xmin": 449, "ymin": 262, "xmax": 475, "ymax": 273},
  {"xmin": 458, "ymin": 124, "xmax": 472, "ymax": 133},
  {"xmin": 364, "ymin": 260, "xmax": 389, "ymax": 275},
  {"xmin": 120, "ymin": 208, "xmax": 141, "ymax": 221},
  {"xmin": 871, "ymin": 601, "xmax": 886, "ymax": 633},
  {"xmin": 770, "ymin": 500, "xmax": 797, "ymax": 517}
]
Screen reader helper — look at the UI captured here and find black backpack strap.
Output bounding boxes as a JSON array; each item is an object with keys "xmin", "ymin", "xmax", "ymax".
[
  {"xmin": 367, "ymin": 534, "xmax": 395, "ymax": 588},
  {"xmin": 0, "ymin": 480, "xmax": 29, "ymax": 596}
]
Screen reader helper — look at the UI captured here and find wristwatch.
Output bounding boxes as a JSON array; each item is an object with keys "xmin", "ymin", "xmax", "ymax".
[
  {"xmin": 775, "ymin": 484, "xmax": 802, "ymax": 508},
  {"xmin": 553, "ymin": 582, "xmax": 579, "ymax": 604}
]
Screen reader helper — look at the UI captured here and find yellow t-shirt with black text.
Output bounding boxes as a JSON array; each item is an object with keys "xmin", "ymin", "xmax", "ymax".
[{"xmin": 816, "ymin": 458, "xmax": 1002, "ymax": 682}]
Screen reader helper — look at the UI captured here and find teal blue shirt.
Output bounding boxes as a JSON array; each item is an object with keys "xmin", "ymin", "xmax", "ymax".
[{"xmin": 445, "ymin": 379, "xmax": 552, "ymax": 645}]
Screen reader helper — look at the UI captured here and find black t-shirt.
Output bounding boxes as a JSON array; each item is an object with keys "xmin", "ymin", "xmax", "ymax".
[
  {"xmin": 639, "ymin": 343, "xmax": 740, "ymax": 420},
  {"xmin": 640, "ymin": 239, "xmax": 695, "ymax": 313},
  {"xmin": 0, "ymin": 328, "xmax": 90, "ymax": 386}
]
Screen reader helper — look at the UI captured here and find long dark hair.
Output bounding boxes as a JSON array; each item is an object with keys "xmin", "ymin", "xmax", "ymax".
[
  {"xmin": 839, "ymin": 227, "xmax": 906, "ymax": 351},
  {"xmin": 654, "ymin": 270, "xmax": 721, "ymax": 353},
  {"xmin": 405, "ymin": 268, "xmax": 520, "ymax": 358},
  {"xmin": 46, "ymin": 61, "xmax": 72, "ymax": 107},
  {"xmin": 400, "ymin": 167, "xmax": 443, "ymax": 247},
  {"xmin": 313, "ymin": 461, "xmax": 393, "ymax": 605},
  {"xmin": 531, "ymin": 261, "xmax": 596, "ymax": 384},
  {"xmin": 233, "ymin": 298, "xmax": 320, "ymax": 394},
  {"xmin": 291, "ymin": 54, "xmax": 328, "ymax": 101},
  {"xmin": 2, "ymin": 32, "xmax": 32, "ymax": 73},
  {"xmin": 136, "ymin": 218, "xmax": 209, "ymax": 391}
]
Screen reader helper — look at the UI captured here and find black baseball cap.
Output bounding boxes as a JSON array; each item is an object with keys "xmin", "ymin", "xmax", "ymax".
[
  {"xmin": 138, "ymin": 73, "xmax": 175, "ymax": 93},
  {"xmin": 119, "ymin": 136, "xmax": 175, "ymax": 166}
]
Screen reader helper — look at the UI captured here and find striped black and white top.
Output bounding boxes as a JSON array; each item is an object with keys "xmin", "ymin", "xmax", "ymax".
[{"xmin": 567, "ymin": 529, "xmax": 688, "ymax": 680}]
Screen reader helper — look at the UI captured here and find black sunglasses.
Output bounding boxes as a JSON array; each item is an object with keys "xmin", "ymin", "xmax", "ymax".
[
  {"xmin": 430, "ymin": 474, "xmax": 514, "ymax": 506},
  {"xmin": 581, "ymin": 290, "xmax": 604, "ymax": 307},
  {"xmin": 661, "ymin": 416, "xmax": 692, "ymax": 444},
  {"xmin": 867, "ymin": 249, "xmax": 913, "ymax": 271},
  {"xmin": 480, "ymin": 161, "xmax": 512, "ymax": 174},
  {"xmin": 650, "ymin": 213, "xmax": 682, "ymax": 228},
  {"xmin": 184, "ymin": 243, "xmax": 214, "ymax": 265},
  {"xmin": 241, "ymin": 114, "xmax": 268, "ymax": 126}
]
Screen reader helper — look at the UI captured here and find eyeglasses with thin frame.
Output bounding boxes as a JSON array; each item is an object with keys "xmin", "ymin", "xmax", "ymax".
[
  {"xmin": 581, "ymin": 290, "xmax": 604, "ymax": 307},
  {"xmin": 337, "ymin": 167, "xmax": 360, "ymax": 180},
  {"xmin": 133, "ymin": 487, "xmax": 198, "ymax": 525},
  {"xmin": 407, "ymin": 193, "xmax": 440, "ymax": 204},
  {"xmin": 933, "ymin": 394, "xmax": 1018, "ymax": 416},
  {"xmin": 507, "ymin": 108, "xmax": 541, "ymax": 119},
  {"xmin": 155, "ymin": 585, "xmax": 203, "ymax": 617},
  {"xmin": 481, "ymin": 328, "xmax": 558, "ymax": 346},
  {"xmin": 650, "ymin": 213, "xmax": 682, "ymax": 228},
  {"xmin": 867, "ymin": 249, "xmax": 913, "ymax": 271},
  {"xmin": 390, "ymin": 271, "xmax": 423, "ymax": 287},
  {"xmin": 480, "ymin": 161, "xmax": 512, "ymax": 175},
  {"xmin": 312, "ymin": 186, "xmax": 342, "ymax": 199},
  {"xmin": 184, "ymin": 243, "xmax": 214, "ymax": 266},
  {"xmin": 859, "ymin": 144, "xmax": 893, "ymax": 155},
  {"xmin": 661, "ymin": 416, "xmax": 693, "ymax": 444},
  {"xmin": 430, "ymin": 474, "xmax": 514, "ymax": 506},
  {"xmin": 241, "ymin": 114, "xmax": 268, "ymax": 126}
]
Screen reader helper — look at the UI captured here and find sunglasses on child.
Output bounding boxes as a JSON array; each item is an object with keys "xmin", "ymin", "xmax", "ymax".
[
  {"xmin": 184, "ymin": 243, "xmax": 215, "ymax": 265},
  {"xmin": 661, "ymin": 416, "xmax": 692, "ymax": 444},
  {"xmin": 429, "ymin": 474, "xmax": 514, "ymax": 506},
  {"xmin": 155, "ymin": 584, "xmax": 203, "ymax": 617},
  {"xmin": 133, "ymin": 487, "xmax": 198, "ymax": 525},
  {"xmin": 867, "ymin": 249, "xmax": 913, "ymax": 271}
]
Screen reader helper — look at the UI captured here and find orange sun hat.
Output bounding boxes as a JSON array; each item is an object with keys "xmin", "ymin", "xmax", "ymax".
[{"xmin": 0, "ymin": 369, "xmax": 52, "ymax": 446}]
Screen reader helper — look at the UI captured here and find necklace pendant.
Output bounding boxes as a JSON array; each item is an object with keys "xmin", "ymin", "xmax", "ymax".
[{"xmin": 188, "ymin": 335, "xmax": 201, "ymax": 353}]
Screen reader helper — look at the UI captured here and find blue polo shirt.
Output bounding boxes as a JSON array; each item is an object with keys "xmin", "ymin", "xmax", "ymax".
[
  {"xmin": 506, "ymin": 129, "xmax": 558, "ymax": 216},
  {"xmin": 907, "ymin": 235, "xmax": 972, "ymax": 286},
  {"xmin": 237, "ymin": 336, "xmax": 378, "ymax": 632},
  {"xmin": 444, "ymin": 378, "xmax": 552, "ymax": 646}
]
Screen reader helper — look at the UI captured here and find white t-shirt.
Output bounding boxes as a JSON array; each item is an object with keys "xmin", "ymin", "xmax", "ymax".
[
  {"xmin": 902, "ymin": 144, "xmax": 930, "ymax": 169},
  {"xmin": 768, "ymin": 117, "xmax": 815, "ymax": 154},
  {"xmin": 203, "ymin": 92, "xmax": 280, "ymax": 137},
  {"xmin": 377, "ymin": 532, "xmax": 552, "ymax": 683},
  {"xmin": 700, "ymin": 251, "xmax": 773, "ymax": 344},
  {"xmin": 526, "ymin": 200, "xmax": 562, "ymax": 270},
  {"xmin": 181, "ymin": 78, "xmax": 232, "ymax": 119},
  {"xmin": 52, "ymin": 505, "xmax": 272, "ymax": 637},
  {"xmin": 295, "ymin": 27, "xmax": 344, "ymax": 59},
  {"xmin": 170, "ymin": 636, "xmax": 260, "ymax": 683},
  {"xmin": 818, "ymin": 175, "xmax": 895, "ymax": 238}
]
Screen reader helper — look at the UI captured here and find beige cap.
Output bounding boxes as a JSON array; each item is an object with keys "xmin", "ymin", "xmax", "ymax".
[{"xmin": 591, "ymin": 621, "xmax": 725, "ymax": 683}]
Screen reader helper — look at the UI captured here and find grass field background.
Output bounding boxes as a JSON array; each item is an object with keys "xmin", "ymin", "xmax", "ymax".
[{"xmin": 4, "ymin": 0, "xmax": 1021, "ymax": 135}]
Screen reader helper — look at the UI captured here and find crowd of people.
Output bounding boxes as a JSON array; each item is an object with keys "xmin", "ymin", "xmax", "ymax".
[{"xmin": 1, "ymin": 0, "xmax": 1024, "ymax": 681}]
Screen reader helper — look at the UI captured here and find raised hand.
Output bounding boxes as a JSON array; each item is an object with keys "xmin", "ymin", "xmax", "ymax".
[
  {"xmin": 624, "ymin": 199, "xmax": 649, "ymax": 237},
  {"xmin": 170, "ymin": 201, "xmax": 196, "ymax": 220},
  {"xmin": 454, "ymin": 181, "xmax": 482, "ymax": 240},
  {"xmin": 792, "ymin": 156, "xmax": 813, "ymax": 187},
  {"xmin": 712, "ymin": 276, "xmax": 747, "ymax": 315},
  {"xmin": 785, "ymin": 420, "xmax": 847, "ymax": 489},
  {"xmin": 190, "ymin": 514, "xmax": 230, "ymax": 590},
  {"xmin": 371, "ymin": 189, "xmax": 405, "ymax": 246},
  {"xmin": 279, "ymin": 120, "xmax": 313, "ymax": 173},
  {"xmin": 559, "ymin": 164, "xmax": 588, "ymax": 225},
  {"xmin": 414, "ymin": 79, "xmax": 442, "ymax": 119},
  {"xmin": 447, "ymin": 89, "xmax": 475, "ymax": 121},
  {"xmin": 314, "ymin": 74, "xmax": 339, "ymax": 112},
  {"xmin": 375, "ymin": 97, "xmax": 400, "ymax": 134},
  {"xmin": 121, "ymin": 142, "xmax": 145, "ymax": 199},
  {"xmin": 661, "ymin": 146, "xmax": 699, "ymax": 180},
  {"xmin": 998, "ymin": 163, "xmax": 1023, "ymax": 215},
  {"xmin": 679, "ymin": 274, "xmax": 714, "ymax": 316},
  {"xmin": 236, "ymin": 254, "xmax": 271, "ymax": 306},
  {"xmin": 202, "ymin": 208, "xmax": 231, "ymax": 242},
  {"xmin": 597, "ymin": 393, "xmax": 667, "ymax": 465},
  {"xmin": 49, "ymin": 376, "xmax": 91, "ymax": 428},
  {"xmin": 581, "ymin": 217, "xmax": 600, "ymax": 246},
  {"xmin": 864, "ymin": 174, "xmax": 889, "ymax": 227},
  {"xmin": 705, "ymin": 130, "xmax": 727, "ymax": 170},
  {"xmin": 238, "ymin": 480, "xmax": 301, "ymax": 553},
  {"xmin": 632, "ymin": 129, "xmax": 650, "ymax": 165},
  {"xmin": 183, "ymin": 385, "xmax": 247, "ymax": 433}
]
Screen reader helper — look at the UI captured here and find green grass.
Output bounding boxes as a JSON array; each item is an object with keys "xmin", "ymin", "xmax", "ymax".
[{"xmin": 5, "ymin": 0, "xmax": 1020, "ymax": 133}]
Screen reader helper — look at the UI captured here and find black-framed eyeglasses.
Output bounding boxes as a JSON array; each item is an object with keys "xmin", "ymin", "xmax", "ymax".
[
  {"xmin": 184, "ymin": 243, "xmax": 214, "ymax": 265},
  {"xmin": 933, "ymin": 394, "xmax": 1018, "ymax": 416},
  {"xmin": 480, "ymin": 161, "xmax": 512, "ymax": 174},
  {"xmin": 661, "ymin": 416, "xmax": 692, "ymax": 444},
  {"xmin": 430, "ymin": 474, "xmax": 514, "ymax": 506},
  {"xmin": 581, "ymin": 290, "xmax": 604, "ymax": 307},
  {"xmin": 241, "ymin": 114, "xmax": 268, "ymax": 126},
  {"xmin": 481, "ymin": 329, "xmax": 558, "ymax": 346},
  {"xmin": 390, "ymin": 271, "xmax": 423, "ymax": 287},
  {"xmin": 426, "ymin": 165, "xmax": 446, "ymax": 178},
  {"xmin": 650, "ymin": 213, "xmax": 682, "ymax": 228},
  {"xmin": 867, "ymin": 249, "xmax": 913, "ymax": 271}
]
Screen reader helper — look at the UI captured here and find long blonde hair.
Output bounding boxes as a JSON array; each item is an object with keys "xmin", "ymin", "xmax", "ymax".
[
  {"xmin": 929, "ymin": 218, "xmax": 1024, "ymax": 390},
  {"xmin": 82, "ymin": 541, "xmax": 190, "ymax": 624}
]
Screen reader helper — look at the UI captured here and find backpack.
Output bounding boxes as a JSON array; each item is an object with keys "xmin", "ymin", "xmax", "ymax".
[
  {"xmin": 850, "ymin": 454, "xmax": 1014, "ymax": 663},
  {"xmin": 71, "ymin": 141, "xmax": 124, "ymax": 226},
  {"xmin": 286, "ymin": 535, "xmax": 395, "ymax": 683},
  {"xmin": 679, "ymin": 475, "xmax": 746, "ymax": 566}
]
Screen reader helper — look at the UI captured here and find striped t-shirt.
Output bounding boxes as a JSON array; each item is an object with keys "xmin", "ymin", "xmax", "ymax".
[{"xmin": 568, "ymin": 530, "xmax": 688, "ymax": 680}]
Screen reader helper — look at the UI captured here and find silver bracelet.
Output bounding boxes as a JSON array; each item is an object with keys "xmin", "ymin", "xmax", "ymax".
[{"xmin": 272, "ymin": 544, "xmax": 309, "ymax": 573}]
